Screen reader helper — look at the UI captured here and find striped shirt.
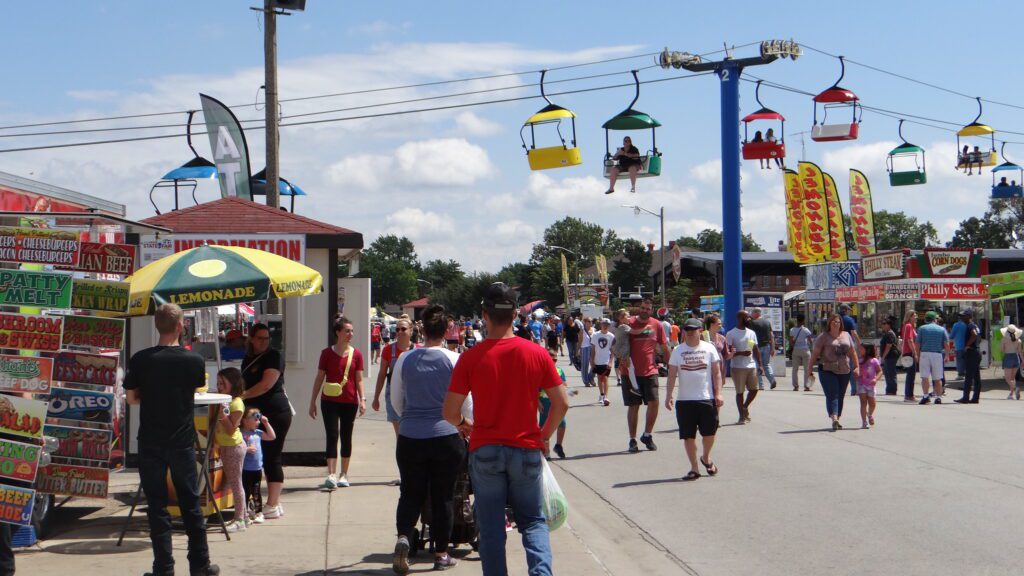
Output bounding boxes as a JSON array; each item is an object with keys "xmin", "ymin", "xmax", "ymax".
[{"xmin": 916, "ymin": 323, "xmax": 948, "ymax": 354}]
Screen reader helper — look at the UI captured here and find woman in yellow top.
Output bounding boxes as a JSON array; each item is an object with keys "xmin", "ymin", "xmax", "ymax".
[{"xmin": 216, "ymin": 367, "xmax": 248, "ymax": 533}]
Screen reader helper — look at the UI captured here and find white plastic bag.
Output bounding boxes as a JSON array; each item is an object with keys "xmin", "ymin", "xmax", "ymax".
[{"xmin": 541, "ymin": 459, "xmax": 568, "ymax": 531}]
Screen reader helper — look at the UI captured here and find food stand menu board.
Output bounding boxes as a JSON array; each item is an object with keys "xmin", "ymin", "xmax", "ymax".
[
  {"xmin": 43, "ymin": 425, "xmax": 112, "ymax": 466},
  {"xmin": 70, "ymin": 279, "xmax": 130, "ymax": 314},
  {"xmin": 0, "ymin": 269, "xmax": 73, "ymax": 308},
  {"xmin": 0, "ymin": 395, "xmax": 46, "ymax": 441},
  {"xmin": 60, "ymin": 315, "xmax": 124, "ymax": 349},
  {"xmin": 0, "ymin": 313, "xmax": 63, "ymax": 352},
  {"xmin": 0, "ymin": 439, "xmax": 41, "ymax": 484},
  {"xmin": 0, "ymin": 485, "xmax": 36, "ymax": 526},
  {"xmin": 36, "ymin": 464, "xmax": 109, "ymax": 499},
  {"xmin": 47, "ymin": 388, "xmax": 114, "ymax": 425},
  {"xmin": 60, "ymin": 242, "xmax": 136, "ymax": 275},
  {"xmin": 0, "ymin": 227, "xmax": 80, "ymax": 267},
  {"xmin": 52, "ymin": 351, "xmax": 117, "ymax": 387},
  {"xmin": 0, "ymin": 355, "xmax": 52, "ymax": 394}
]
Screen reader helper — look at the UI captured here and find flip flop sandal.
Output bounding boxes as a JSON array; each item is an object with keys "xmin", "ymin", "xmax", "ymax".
[
  {"xmin": 700, "ymin": 459, "xmax": 718, "ymax": 476},
  {"xmin": 682, "ymin": 471, "xmax": 701, "ymax": 481}
]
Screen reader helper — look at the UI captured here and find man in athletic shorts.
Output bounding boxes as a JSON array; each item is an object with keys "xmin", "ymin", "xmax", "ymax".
[
  {"xmin": 725, "ymin": 310, "xmax": 763, "ymax": 424},
  {"xmin": 621, "ymin": 299, "xmax": 668, "ymax": 453},
  {"xmin": 665, "ymin": 317, "xmax": 723, "ymax": 481},
  {"xmin": 915, "ymin": 311, "xmax": 947, "ymax": 405},
  {"xmin": 590, "ymin": 319, "xmax": 615, "ymax": 406},
  {"xmin": 371, "ymin": 322, "xmax": 382, "ymax": 364}
]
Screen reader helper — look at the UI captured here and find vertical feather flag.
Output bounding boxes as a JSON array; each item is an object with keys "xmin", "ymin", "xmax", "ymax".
[
  {"xmin": 783, "ymin": 169, "xmax": 814, "ymax": 264},
  {"xmin": 822, "ymin": 172, "xmax": 849, "ymax": 261},
  {"xmin": 848, "ymin": 169, "xmax": 877, "ymax": 256},
  {"xmin": 796, "ymin": 162, "xmax": 830, "ymax": 262}
]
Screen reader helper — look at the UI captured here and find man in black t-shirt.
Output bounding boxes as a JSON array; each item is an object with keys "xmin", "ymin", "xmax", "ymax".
[
  {"xmin": 748, "ymin": 308, "xmax": 777, "ymax": 390},
  {"xmin": 125, "ymin": 304, "xmax": 219, "ymax": 576}
]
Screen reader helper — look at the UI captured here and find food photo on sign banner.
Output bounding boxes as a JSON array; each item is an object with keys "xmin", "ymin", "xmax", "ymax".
[
  {"xmin": 0, "ymin": 269, "xmax": 72, "ymax": 308},
  {"xmin": 70, "ymin": 279, "xmax": 129, "ymax": 314},
  {"xmin": 0, "ymin": 312, "xmax": 63, "ymax": 352},
  {"xmin": 51, "ymin": 351, "xmax": 117, "ymax": 387},
  {"xmin": 46, "ymin": 388, "xmax": 114, "ymax": 426},
  {"xmin": 0, "ymin": 227, "xmax": 81, "ymax": 267},
  {"xmin": 42, "ymin": 425, "xmax": 111, "ymax": 466},
  {"xmin": 35, "ymin": 463, "xmax": 108, "ymax": 499},
  {"xmin": 60, "ymin": 315, "xmax": 124, "ymax": 350},
  {"xmin": 0, "ymin": 394, "xmax": 46, "ymax": 442},
  {"xmin": 0, "ymin": 439, "xmax": 41, "ymax": 484},
  {"xmin": 0, "ymin": 355, "xmax": 52, "ymax": 395}
]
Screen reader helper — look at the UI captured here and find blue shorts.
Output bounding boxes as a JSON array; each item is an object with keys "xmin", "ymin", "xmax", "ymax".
[
  {"xmin": 384, "ymin": 383, "xmax": 400, "ymax": 423},
  {"xmin": 539, "ymin": 396, "xmax": 566, "ymax": 429},
  {"xmin": 1003, "ymin": 353, "xmax": 1020, "ymax": 370}
]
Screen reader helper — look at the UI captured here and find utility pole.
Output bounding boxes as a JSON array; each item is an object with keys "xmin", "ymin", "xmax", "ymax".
[
  {"xmin": 660, "ymin": 40, "xmax": 800, "ymax": 329},
  {"xmin": 263, "ymin": 0, "xmax": 280, "ymax": 210},
  {"xmin": 623, "ymin": 204, "xmax": 666, "ymax": 310}
]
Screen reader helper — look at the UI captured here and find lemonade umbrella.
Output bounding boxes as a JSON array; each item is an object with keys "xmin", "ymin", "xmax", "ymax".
[{"xmin": 125, "ymin": 244, "xmax": 322, "ymax": 316}]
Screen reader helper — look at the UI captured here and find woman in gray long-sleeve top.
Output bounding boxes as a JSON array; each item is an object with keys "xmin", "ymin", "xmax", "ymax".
[{"xmin": 389, "ymin": 304, "xmax": 472, "ymax": 574}]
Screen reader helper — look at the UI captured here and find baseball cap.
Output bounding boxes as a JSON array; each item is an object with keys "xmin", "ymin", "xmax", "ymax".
[
  {"xmin": 925, "ymin": 311, "xmax": 938, "ymax": 321},
  {"xmin": 600, "ymin": 318, "xmax": 611, "ymax": 325},
  {"xmin": 961, "ymin": 309, "xmax": 974, "ymax": 318},
  {"xmin": 683, "ymin": 318, "xmax": 703, "ymax": 330},
  {"xmin": 481, "ymin": 282, "xmax": 518, "ymax": 310}
]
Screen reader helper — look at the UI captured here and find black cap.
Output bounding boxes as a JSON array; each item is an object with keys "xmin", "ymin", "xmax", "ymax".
[
  {"xmin": 481, "ymin": 282, "xmax": 518, "ymax": 310},
  {"xmin": 683, "ymin": 318, "xmax": 703, "ymax": 330}
]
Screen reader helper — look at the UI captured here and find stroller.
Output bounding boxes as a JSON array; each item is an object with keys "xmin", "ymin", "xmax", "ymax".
[{"xmin": 411, "ymin": 443, "xmax": 479, "ymax": 556}]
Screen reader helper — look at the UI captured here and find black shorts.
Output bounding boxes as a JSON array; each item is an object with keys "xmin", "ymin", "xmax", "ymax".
[
  {"xmin": 621, "ymin": 374, "xmax": 659, "ymax": 406},
  {"xmin": 371, "ymin": 341, "xmax": 381, "ymax": 351},
  {"xmin": 676, "ymin": 400, "xmax": 719, "ymax": 439},
  {"xmin": 593, "ymin": 364, "xmax": 610, "ymax": 377}
]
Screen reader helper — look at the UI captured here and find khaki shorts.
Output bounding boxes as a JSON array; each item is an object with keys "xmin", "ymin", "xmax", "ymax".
[{"xmin": 731, "ymin": 367, "xmax": 758, "ymax": 392}]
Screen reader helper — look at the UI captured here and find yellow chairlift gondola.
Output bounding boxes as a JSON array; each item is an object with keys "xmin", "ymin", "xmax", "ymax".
[
  {"xmin": 521, "ymin": 70, "xmax": 582, "ymax": 171},
  {"xmin": 886, "ymin": 120, "xmax": 926, "ymax": 186},
  {"xmin": 957, "ymin": 97, "xmax": 997, "ymax": 175}
]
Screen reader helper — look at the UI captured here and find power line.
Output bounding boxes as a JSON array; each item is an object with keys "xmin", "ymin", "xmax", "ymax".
[
  {"xmin": 0, "ymin": 50, "xmax": 663, "ymax": 132},
  {"xmin": 0, "ymin": 71, "xmax": 713, "ymax": 154}
]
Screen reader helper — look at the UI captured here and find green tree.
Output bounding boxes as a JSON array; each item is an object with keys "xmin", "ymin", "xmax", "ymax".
[
  {"xmin": 870, "ymin": 210, "xmax": 939, "ymax": 250},
  {"xmin": 948, "ymin": 213, "xmax": 1014, "ymax": 248},
  {"xmin": 529, "ymin": 256, "xmax": 566, "ymax": 308},
  {"xmin": 666, "ymin": 278, "xmax": 693, "ymax": 313},
  {"xmin": 609, "ymin": 239, "xmax": 652, "ymax": 299},
  {"xmin": 430, "ymin": 272, "xmax": 500, "ymax": 318},
  {"xmin": 420, "ymin": 259, "xmax": 464, "ymax": 293},
  {"xmin": 358, "ymin": 235, "xmax": 420, "ymax": 307},
  {"xmin": 497, "ymin": 262, "xmax": 535, "ymax": 300},
  {"xmin": 676, "ymin": 229, "xmax": 763, "ymax": 252}
]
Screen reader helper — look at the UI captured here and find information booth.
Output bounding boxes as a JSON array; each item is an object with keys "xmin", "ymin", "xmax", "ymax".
[{"xmin": 834, "ymin": 249, "xmax": 990, "ymax": 368}]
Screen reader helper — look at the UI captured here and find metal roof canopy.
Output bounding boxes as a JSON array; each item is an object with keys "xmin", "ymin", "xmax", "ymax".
[
  {"xmin": 0, "ymin": 212, "xmax": 171, "ymax": 235},
  {"xmin": 0, "ymin": 170, "xmax": 125, "ymax": 216}
]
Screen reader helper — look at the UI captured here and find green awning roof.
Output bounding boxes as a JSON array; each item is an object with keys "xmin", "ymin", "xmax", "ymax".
[
  {"xmin": 602, "ymin": 109, "xmax": 662, "ymax": 130},
  {"xmin": 992, "ymin": 290, "xmax": 1024, "ymax": 301},
  {"xmin": 889, "ymin": 142, "xmax": 923, "ymax": 155}
]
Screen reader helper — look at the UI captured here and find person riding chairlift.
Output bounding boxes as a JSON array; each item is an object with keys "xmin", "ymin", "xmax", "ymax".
[{"xmin": 604, "ymin": 136, "xmax": 643, "ymax": 195}]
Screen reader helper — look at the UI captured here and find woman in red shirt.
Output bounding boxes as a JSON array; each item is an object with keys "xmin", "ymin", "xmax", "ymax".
[
  {"xmin": 308, "ymin": 316, "xmax": 365, "ymax": 489},
  {"xmin": 900, "ymin": 310, "xmax": 919, "ymax": 402}
]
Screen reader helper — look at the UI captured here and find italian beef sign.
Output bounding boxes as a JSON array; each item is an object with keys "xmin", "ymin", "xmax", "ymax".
[{"xmin": 59, "ymin": 242, "xmax": 136, "ymax": 275}]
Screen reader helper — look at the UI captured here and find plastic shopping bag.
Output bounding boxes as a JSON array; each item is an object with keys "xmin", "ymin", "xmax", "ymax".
[{"xmin": 541, "ymin": 459, "xmax": 568, "ymax": 531}]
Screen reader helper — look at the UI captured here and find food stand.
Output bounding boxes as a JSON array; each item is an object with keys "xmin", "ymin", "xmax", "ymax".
[
  {"xmin": 834, "ymin": 249, "xmax": 990, "ymax": 368},
  {"xmin": 981, "ymin": 270, "xmax": 1024, "ymax": 363}
]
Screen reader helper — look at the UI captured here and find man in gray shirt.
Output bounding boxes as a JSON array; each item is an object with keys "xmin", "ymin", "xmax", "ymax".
[{"xmin": 749, "ymin": 308, "xmax": 777, "ymax": 390}]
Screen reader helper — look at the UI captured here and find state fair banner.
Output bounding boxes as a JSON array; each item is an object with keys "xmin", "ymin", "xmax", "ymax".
[
  {"xmin": 783, "ymin": 169, "xmax": 814, "ymax": 264},
  {"xmin": 796, "ymin": 162, "xmax": 830, "ymax": 262},
  {"xmin": 848, "ymin": 169, "xmax": 877, "ymax": 256},
  {"xmin": 822, "ymin": 172, "xmax": 849, "ymax": 262}
]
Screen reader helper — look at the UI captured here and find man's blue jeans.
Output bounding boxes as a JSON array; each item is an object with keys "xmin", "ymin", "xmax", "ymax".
[
  {"xmin": 756, "ymin": 345, "xmax": 776, "ymax": 388},
  {"xmin": 580, "ymin": 346, "xmax": 593, "ymax": 385},
  {"xmin": 470, "ymin": 445, "xmax": 552, "ymax": 576}
]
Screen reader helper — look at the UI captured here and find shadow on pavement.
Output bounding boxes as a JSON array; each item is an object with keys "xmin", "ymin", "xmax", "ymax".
[
  {"xmin": 41, "ymin": 539, "xmax": 150, "ymax": 554},
  {"xmin": 560, "ymin": 451, "xmax": 628, "ymax": 461},
  {"xmin": 777, "ymin": 428, "xmax": 835, "ymax": 434},
  {"xmin": 612, "ymin": 477, "xmax": 681, "ymax": 488}
]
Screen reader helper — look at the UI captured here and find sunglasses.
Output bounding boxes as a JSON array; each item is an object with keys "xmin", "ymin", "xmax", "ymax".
[
  {"xmin": 397, "ymin": 327, "xmax": 408, "ymax": 332},
  {"xmin": 683, "ymin": 326, "xmax": 701, "ymax": 331}
]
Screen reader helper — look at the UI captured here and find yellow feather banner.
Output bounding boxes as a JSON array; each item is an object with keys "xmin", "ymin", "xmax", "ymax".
[
  {"xmin": 823, "ymin": 172, "xmax": 849, "ymax": 261},
  {"xmin": 848, "ymin": 169, "xmax": 877, "ymax": 256},
  {"xmin": 796, "ymin": 162, "xmax": 830, "ymax": 262}
]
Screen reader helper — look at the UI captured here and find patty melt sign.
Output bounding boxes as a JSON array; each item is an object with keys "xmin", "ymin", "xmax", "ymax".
[
  {"xmin": 0, "ymin": 313, "xmax": 63, "ymax": 352},
  {"xmin": 53, "ymin": 351, "xmax": 118, "ymax": 387},
  {"xmin": 0, "ymin": 355, "xmax": 53, "ymax": 394},
  {"xmin": 0, "ymin": 227, "xmax": 80, "ymax": 267},
  {"xmin": 0, "ymin": 438, "xmax": 41, "ymax": 483},
  {"xmin": 36, "ymin": 464, "xmax": 109, "ymax": 499},
  {"xmin": 0, "ymin": 269, "xmax": 73, "ymax": 308}
]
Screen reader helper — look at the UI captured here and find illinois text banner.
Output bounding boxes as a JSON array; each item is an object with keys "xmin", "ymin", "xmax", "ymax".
[
  {"xmin": 796, "ymin": 162, "xmax": 830, "ymax": 262},
  {"xmin": 823, "ymin": 172, "xmax": 849, "ymax": 261},
  {"xmin": 849, "ymin": 169, "xmax": 877, "ymax": 256}
]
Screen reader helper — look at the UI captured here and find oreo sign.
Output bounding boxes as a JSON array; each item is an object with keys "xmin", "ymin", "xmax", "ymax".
[{"xmin": 47, "ymin": 388, "xmax": 113, "ymax": 424}]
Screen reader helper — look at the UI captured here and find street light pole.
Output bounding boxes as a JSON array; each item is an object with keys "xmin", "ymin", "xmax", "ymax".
[
  {"xmin": 548, "ymin": 245, "xmax": 577, "ymax": 309},
  {"xmin": 660, "ymin": 41, "xmax": 799, "ymax": 329},
  {"xmin": 622, "ymin": 204, "xmax": 666, "ymax": 310}
]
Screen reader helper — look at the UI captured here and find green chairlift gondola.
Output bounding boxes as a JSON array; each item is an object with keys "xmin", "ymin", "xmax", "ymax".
[
  {"xmin": 602, "ymin": 70, "xmax": 662, "ymax": 180},
  {"xmin": 887, "ymin": 120, "xmax": 926, "ymax": 186}
]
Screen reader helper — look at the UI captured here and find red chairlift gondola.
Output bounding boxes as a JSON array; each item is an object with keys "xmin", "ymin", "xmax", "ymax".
[
  {"xmin": 742, "ymin": 80, "xmax": 785, "ymax": 169},
  {"xmin": 811, "ymin": 56, "xmax": 861, "ymax": 142}
]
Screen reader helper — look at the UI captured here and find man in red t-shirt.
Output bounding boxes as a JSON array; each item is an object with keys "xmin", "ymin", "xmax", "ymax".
[
  {"xmin": 444, "ymin": 282, "xmax": 568, "ymax": 576},
  {"xmin": 370, "ymin": 323, "xmax": 382, "ymax": 365},
  {"xmin": 621, "ymin": 298, "xmax": 668, "ymax": 453}
]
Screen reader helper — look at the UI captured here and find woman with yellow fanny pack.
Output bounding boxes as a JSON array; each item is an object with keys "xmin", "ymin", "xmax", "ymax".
[{"xmin": 309, "ymin": 316, "xmax": 365, "ymax": 489}]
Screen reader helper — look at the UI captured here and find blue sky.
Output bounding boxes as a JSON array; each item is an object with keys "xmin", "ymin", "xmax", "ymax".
[{"xmin": 2, "ymin": 1, "xmax": 1022, "ymax": 270}]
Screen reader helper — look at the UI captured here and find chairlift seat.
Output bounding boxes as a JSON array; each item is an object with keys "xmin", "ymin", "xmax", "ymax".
[
  {"xmin": 811, "ymin": 123, "xmax": 859, "ymax": 142},
  {"xmin": 603, "ymin": 154, "xmax": 661, "ymax": 179},
  {"xmin": 528, "ymin": 146, "xmax": 583, "ymax": 171},
  {"xmin": 992, "ymin": 185, "xmax": 1023, "ymax": 199},
  {"xmin": 742, "ymin": 141, "xmax": 785, "ymax": 161},
  {"xmin": 956, "ymin": 150, "xmax": 997, "ymax": 169},
  {"xmin": 889, "ymin": 170, "xmax": 926, "ymax": 186}
]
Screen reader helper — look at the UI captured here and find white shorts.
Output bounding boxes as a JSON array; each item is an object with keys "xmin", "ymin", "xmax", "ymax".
[{"xmin": 919, "ymin": 351, "xmax": 945, "ymax": 382}]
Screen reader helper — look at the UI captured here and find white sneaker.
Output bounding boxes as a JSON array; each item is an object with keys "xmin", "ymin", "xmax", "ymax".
[
  {"xmin": 277, "ymin": 503, "xmax": 285, "ymax": 517},
  {"xmin": 1009, "ymin": 392, "xmax": 1015, "ymax": 400},
  {"xmin": 263, "ymin": 505, "xmax": 281, "ymax": 519},
  {"xmin": 225, "ymin": 520, "xmax": 246, "ymax": 533},
  {"xmin": 337, "ymin": 475, "xmax": 350, "ymax": 487},
  {"xmin": 323, "ymin": 474, "xmax": 337, "ymax": 489},
  {"xmin": 252, "ymin": 513, "xmax": 265, "ymax": 524}
]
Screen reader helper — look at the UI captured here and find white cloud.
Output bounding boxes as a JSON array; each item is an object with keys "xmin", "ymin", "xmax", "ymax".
[
  {"xmin": 385, "ymin": 207, "xmax": 454, "ymax": 240},
  {"xmin": 453, "ymin": 112, "xmax": 502, "ymax": 136},
  {"xmin": 66, "ymin": 90, "xmax": 120, "ymax": 102},
  {"xmin": 327, "ymin": 138, "xmax": 493, "ymax": 190}
]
